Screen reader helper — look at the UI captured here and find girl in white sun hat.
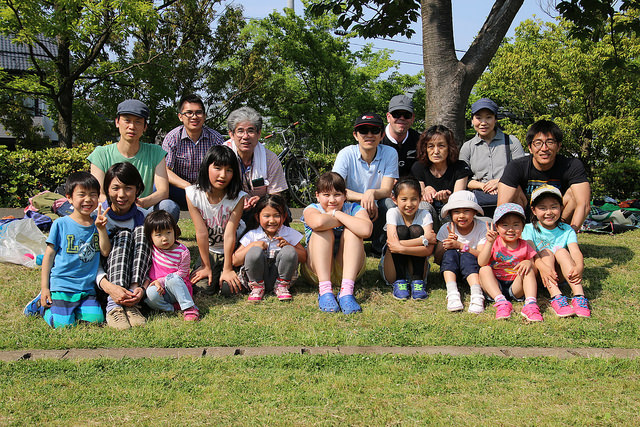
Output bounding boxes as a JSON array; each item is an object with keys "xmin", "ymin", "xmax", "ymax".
[{"xmin": 434, "ymin": 190, "xmax": 486, "ymax": 313}]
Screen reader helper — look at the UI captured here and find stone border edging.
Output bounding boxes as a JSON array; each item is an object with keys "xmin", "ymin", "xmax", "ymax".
[{"xmin": 1, "ymin": 346, "xmax": 638, "ymax": 361}]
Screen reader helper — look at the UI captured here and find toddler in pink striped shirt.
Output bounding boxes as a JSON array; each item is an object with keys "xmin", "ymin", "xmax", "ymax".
[{"xmin": 143, "ymin": 210, "xmax": 199, "ymax": 321}]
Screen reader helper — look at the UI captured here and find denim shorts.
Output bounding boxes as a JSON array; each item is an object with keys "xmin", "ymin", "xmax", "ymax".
[{"xmin": 440, "ymin": 249, "xmax": 479, "ymax": 278}]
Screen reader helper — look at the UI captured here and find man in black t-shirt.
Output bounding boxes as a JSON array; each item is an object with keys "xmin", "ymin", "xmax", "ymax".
[
  {"xmin": 382, "ymin": 95, "xmax": 421, "ymax": 177},
  {"xmin": 498, "ymin": 120, "xmax": 591, "ymax": 231}
]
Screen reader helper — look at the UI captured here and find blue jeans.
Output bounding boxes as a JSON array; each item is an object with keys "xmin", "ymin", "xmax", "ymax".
[
  {"xmin": 156, "ymin": 199, "xmax": 180, "ymax": 223},
  {"xmin": 371, "ymin": 197, "xmax": 396, "ymax": 253},
  {"xmin": 145, "ymin": 273, "xmax": 196, "ymax": 312}
]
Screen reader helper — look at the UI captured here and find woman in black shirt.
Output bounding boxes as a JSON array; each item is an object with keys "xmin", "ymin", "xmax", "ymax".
[{"xmin": 410, "ymin": 125, "xmax": 472, "ymax": 216}]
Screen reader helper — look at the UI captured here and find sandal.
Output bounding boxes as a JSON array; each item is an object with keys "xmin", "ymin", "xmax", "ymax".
[
  {"xmin": 337, "ymin": 294, "xmax": 362, "ymax": 314},
  {"xmin": 318, "ymin": 292, "xmax": 340, "ymax": 312}
]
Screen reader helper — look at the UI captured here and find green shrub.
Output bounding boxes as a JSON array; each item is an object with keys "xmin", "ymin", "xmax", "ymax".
[
  {"xmin": 594, "ymin": 158, "xmax": 640, "ymax": 200},
  {"xmin": 0, "ymin": 144, "xmax": 95, "ymax": 207}
]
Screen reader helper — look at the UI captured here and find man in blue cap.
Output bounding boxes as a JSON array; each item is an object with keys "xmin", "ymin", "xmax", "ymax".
[
  {"xmin": 460, "ymin": 98, "xmax": 525, "ymax": 210},
  {"xmin": 88, "ymin": 99, "xmax": 179, "ymax": 221}
]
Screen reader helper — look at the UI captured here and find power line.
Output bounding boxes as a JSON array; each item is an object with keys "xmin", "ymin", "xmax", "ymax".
[
  {"xmin": 349, "ymin": 41, "xmax": 423, "ymax": 57},
  {"xmin": 373, "ymin": 36, "xmax": 466, "ymax": 53}
]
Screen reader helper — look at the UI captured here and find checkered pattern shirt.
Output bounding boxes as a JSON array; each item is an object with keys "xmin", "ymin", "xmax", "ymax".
[{"xmin": 162, "ymin": 125, "xmax": 224, "ymax": 184}]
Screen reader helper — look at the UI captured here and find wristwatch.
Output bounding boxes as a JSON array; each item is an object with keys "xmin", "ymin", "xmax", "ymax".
[
  {"xmin": 421, "ymin": 235, "xmax": 429, "ymax": 247},
  {"xmin": 460, "ymin": 243, "xmax": 470, "ymax": 253}
]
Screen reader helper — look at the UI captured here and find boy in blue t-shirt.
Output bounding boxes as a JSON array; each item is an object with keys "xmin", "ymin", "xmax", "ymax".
[{"xmin": 24, "ymin": 172, "xmax": 111, "ymax": 328}]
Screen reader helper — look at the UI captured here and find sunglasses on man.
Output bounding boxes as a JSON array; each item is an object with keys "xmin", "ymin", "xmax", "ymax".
[
  {"xmin": 390, "ymin": 110, "xmax": 413, "ymax": 120},
  {"xmin": 356, "ymin": 126, "xmax": 382, "ymax": 135}
]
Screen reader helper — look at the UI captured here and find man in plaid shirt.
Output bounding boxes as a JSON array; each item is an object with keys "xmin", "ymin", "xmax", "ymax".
[{"xmin": 162, "ymin": 94, "xmax": 224, "ymax": 209}]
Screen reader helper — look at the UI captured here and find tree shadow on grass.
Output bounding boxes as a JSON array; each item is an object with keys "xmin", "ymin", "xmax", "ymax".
[{"xmin": 579, "ymin": 243, "xmax": 634, "ymax": 300}]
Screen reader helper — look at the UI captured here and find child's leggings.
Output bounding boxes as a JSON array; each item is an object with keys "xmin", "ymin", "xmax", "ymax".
[
  {"xmin": 145, "ymin": 273, "xmax": 196, "ymax": 312},
  {"xmin": 391, "ymin": 224, "xmax": 425, "ymax": 281},
  {"xmin": 244, "ymin": 245, "xmax": 298, "ymax": 291},
  {"xmin": 104, "ymin": 226, "xmax": 151, "ymax": 313}
]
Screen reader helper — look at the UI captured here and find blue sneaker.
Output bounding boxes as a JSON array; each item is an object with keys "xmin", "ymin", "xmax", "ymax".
[
  {"xmin": 392, "ymin": 280, "xmax": 410, "ymax": 300},
  {"xmin": 410, "ymin": 280, "xmax": 428, "ymax": 300},
  {"xmin": 24, "ymin": 293, "xmax": 45, "ymax": 317}
]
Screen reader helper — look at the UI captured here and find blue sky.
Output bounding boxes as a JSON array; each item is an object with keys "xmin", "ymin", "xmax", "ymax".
[{"xmin": 221, "ymin": 1, "xmax": 556, "ymax": 74}]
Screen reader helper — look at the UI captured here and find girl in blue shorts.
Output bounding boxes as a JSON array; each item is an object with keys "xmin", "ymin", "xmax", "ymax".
[{"xmin": 301, "ymin": 172, "xmax": 372, "ymax": 314}]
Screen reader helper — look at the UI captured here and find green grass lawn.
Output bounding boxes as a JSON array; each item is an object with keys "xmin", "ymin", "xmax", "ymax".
[
  {"xmin": 3, "ymin": 221, "xmax": 639, "ymax": 350},
  {"xmin": 0, "ymin": 355, "xmax": 638, "ymax": 425},
  {"xmin": 2, "ymin": 222, "xmax": 640, "ymax": 424}
]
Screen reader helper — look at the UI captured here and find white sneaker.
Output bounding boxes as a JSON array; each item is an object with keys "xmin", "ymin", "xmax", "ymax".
[
  {"xmin": 468, "ymin": 294, "xmax": 485, "ymax": 314},
  {"xmin": 446, "ymin": 292, "xmax": 463, "ymax": 312}
]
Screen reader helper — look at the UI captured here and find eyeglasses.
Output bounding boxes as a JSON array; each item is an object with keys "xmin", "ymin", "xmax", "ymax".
[
  {"xmin": 356, "ymin": 126, "xmax": 382, "ymax": 135},
  {"xmin": 531, "ymin": 139, "xmax": 558, "ymax": 149},
  {"xmin": 234, "ymin": 127, "xmax": 258, "ymax": 136},
  {"xmin": 180, "ymin": 110, "xmax": 205, "ymax": 118},
  {"xmin": 390, "ymin": 111, "xmax": 413, "ymax": 120}
]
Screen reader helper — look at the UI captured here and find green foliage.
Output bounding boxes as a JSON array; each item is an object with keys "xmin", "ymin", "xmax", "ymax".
[
  {"xmin": 308, "ymin": 0, "xmax": 421, "ymax": 38},
  {"xmin": 89, "ymin": 0, "xmax": 245, "ymax": 143},
  {"xmin": 556, "ymin": 0, "xmax": 640, "ymax": 42},
  {"xmin": 0, "ymin": 144, "xmax": 94, "ymax": 206},
  {"xmin": 209, "ymin": 9, "xmax": 419, "ymax": 152},
  {"xmin": 475, "ymin": 19, "xmax": 640, "ymax": 195},
  {"xmin": 595, "ymin": 158, "xmax": 640, "ymax": 199},
  {"xmin": 0, "ymin": 0, "xmax": 158, "ymax": 147}
]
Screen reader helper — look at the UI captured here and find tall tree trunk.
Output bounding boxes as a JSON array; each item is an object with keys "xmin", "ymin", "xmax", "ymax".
[
  {"xmin": 55, "ymin": 31, "xmax": 73, "ymax": 148},
  {"xmin": 57, "ymin": 83, "xmax": 73, "ymax": 148},
  {"xmin": 421, "ymin": 0, "xmax": 524, "ymax": 145}
]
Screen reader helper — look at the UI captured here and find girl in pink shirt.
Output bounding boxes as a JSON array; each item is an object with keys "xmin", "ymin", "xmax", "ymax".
[
  {"xmin": 143, "ymin": 210, "xmax": 199, "ymax": 321},
  {"xmin": 477, "ymin": 203, "xmax": 541, "ymax": 322}
]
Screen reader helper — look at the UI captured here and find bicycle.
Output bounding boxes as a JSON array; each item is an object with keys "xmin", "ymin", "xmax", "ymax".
[{"xmin": 263, "ymin": 122, "xmax": 320, "ymax": 207}]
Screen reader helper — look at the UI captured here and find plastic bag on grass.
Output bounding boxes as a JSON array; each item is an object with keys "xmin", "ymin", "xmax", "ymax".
[{"xmin": 0, "ymin": 218, "xmax": 47, "ymax": 268}]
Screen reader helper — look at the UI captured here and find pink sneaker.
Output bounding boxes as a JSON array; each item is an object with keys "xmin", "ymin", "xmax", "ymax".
[
  {"xmin": 183, "ymin": 307, "xmax": 200, "ymax": 321},
  {"xmin": 248, "ymin": 282, "xmax": 265, "ymax": 303},
  {"xmin": 275, "ymin": 282, "xmax": 292, "ymax": 301},
  {"xmin": 521, "ymin": 303, "xmax": 543, "ymax": 322},
  {"xmin": 549, "ymin": 295, "xmax": 576, "ymax": 318},
  {"xmin": 493, "ymin": 300, "xmax": 513, "ymax": 320},
  {"xmin": 571, "ymin": 296, "xmax": 591, "ymax": 318}
]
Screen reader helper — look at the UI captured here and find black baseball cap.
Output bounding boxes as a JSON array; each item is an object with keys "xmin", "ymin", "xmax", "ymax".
[{"xmin": 354, "ymin": 112, "xmax": 384, "ymax": 129}]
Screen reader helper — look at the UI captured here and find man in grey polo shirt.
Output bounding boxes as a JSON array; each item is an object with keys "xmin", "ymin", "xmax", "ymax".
[{"xmin": 459, "ymin": 98, "xmax": 525, "ymax": 208}]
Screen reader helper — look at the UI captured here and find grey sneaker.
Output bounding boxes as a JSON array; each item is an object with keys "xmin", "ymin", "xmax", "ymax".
[
  {"xmin": 106, "ymin": 306, "xmax": 130, "ymax": 330},
  {"xmin": 124, "ymin": 305, "xmax": 146, "ymax": 327}
]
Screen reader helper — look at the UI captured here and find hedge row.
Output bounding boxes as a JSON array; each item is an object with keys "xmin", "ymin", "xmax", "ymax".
[
  {"xmin": 0, "ymin": 144, "xmax": 95, "ymax": 207},
  {"xmin": 0, "ymin": 144, "xmax": 337, "ymax": 208}
]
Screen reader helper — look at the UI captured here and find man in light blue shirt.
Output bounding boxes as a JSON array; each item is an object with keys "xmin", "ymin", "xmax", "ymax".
[{"xmin": 333, "ymin": 112, "xmax": 398, "ymax": 255}]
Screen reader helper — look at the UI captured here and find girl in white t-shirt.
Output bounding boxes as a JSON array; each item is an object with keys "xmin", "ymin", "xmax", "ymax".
[
  {"xmin": 380, "ymin": 177, "xmax": 436, "ymax": 301},
  {"xmin": 434, "ymin": 191, "xmax": 487, "ymax": 313},
  {"xmin": 186, "ymin": 145, "xmax": 246, "ymax": 296},
  {"xmin": 233, "ymin": 194, "xmax": 307, "ymax": 302}
]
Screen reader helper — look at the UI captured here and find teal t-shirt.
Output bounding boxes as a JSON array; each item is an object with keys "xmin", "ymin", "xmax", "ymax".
[
  {"xmin": 522, "ymin": 222, "xmax": 577, "ymax": 253},
  {"xmin": 87, "ymin": 143, "xmax": 167, "ymax": 198}
]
